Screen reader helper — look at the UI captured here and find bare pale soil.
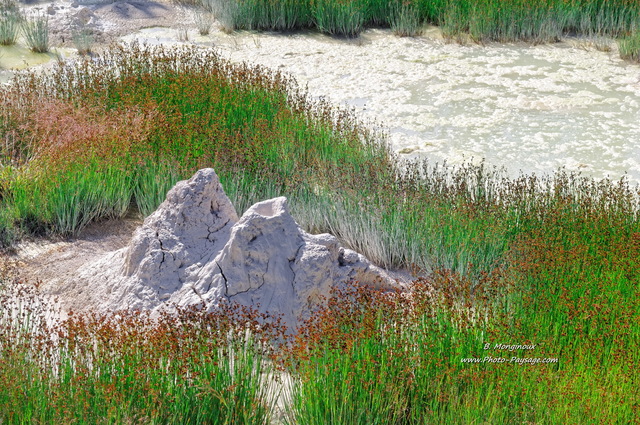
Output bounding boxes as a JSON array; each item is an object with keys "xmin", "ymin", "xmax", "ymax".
[
  {"xmin": 8, "ymin": 214, "xmax": 140, "ymax": 292},
  {"xmin": 26, "ymin": 0, "xmax": 191, "ymax": 48}
]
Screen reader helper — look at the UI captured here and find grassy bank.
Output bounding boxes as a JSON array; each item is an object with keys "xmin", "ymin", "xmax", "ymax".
[
  {"xmin": 0, "ymin": 275, "xmax": 285, "ymax": 424},
  {"xmin": 0, "ymin": 43, "xmax": 638, "ymax": 422},
  {"xmin": 202, "ymin": 0, "xmax": 640, "ymax": 49},
  {"xmin": 201, "ymin": 0, "xmax": 640, "ymax": 61},
  {"xmin": 288, "ymin": 174, "xmax": 640, "ymax": 423}
]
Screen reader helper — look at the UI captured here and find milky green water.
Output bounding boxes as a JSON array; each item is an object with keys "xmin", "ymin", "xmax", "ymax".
[{"xmin": 0, "ymin": 44, "xmax": 75, "ymax": 84}]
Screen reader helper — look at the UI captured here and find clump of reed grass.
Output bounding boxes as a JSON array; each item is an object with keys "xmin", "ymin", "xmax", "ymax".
[
  {"xmin": 22, "ymin": 13, "xmax": 49, "ymax": 53},
  {"xmin": 0, "ymin": 42, "xmax": 394, "ymax": 242},
  {"xmin": 205, "ymin": 0, "xmax": 238, "ymax": 32},
  {"xmin": 72, "ymin": 26, "xmax": 95, "ymax": 56},
  {"xmin": 618, "ymin": 31, "xmax": 640, "ymax": 62},
  {"xmin": 1, "ymin": 40, "xmax": 639, "ymax": 421},
  {"xmin": 134, "ymin": 159, "xmax": 183, "ymax": 216},
  {"xmin": 289, "ymin": 222, "xmax": 639, "ymax": 423},
  {"xmin": 440, "ymin": 1, "xmax": 468, "ymax": 42},
  {"xmin": 171, "ymin": 0, "xmax": 202, "ymax": 8},
  {"xmin": 3, "ymin": 41, "xmax": 639, "ymax": 278},
  {"xmin": 0, "ymin": 207, "xmax": 16, "ymax": 247},
  {"xmin": 205, "ymin": 0, "xmax": 313, "ymax": 32},
  {"xmin": 0, "ymin": 6, "xmax": 20, "ymax": 46},
  {"xmin": 437, "ymin": 0, "xmax": 640, "ymax": 46},
  {"xmin": 176, "ymin": 24, "xmax": 190, "ymax": 42},
  {"xmin": 390, "ymin": 0, "xmax": 421, "ymax": 37},
  {"xmin": 0, "ymin": 11, "xmax": 638, "ymax": 423},
  {"xmin": 286, "ymin": 284, "xmax": 413, "ymax": 425},
  {"xmin": 183, "ymin": 0, "xmax": 640, "ymax": 54},
  {"xmin": 313, "ymin": 0, "xmax": 365, "ymax": 37},
  {"xmin": 193, "ymin": 8, "xmax": 213, "ymax": 35},
  {"xmin": 1, "ymin": 96, "xmax": 153, "ymax": 235}
]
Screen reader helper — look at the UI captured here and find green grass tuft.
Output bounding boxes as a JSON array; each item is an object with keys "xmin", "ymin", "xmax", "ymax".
[
  {"xmin": 390, "ymin": 0, "xmax": 422, "ymax": 37},
  {"xmin": 313, "ymin": 0, "xmax": 366, "ymax": 37},
  {"xmin": 618, "ymin": 30, "xmax": 640, "ymax": 62},
  {"xmin": 0, "ymin": 8, "xmax": 20, "ymax": 46},
  {"xmin": 22, "ymin": 14, "xmax": 49, "ymax": 53},
  {"xmin": 190, "ymin": 0, "xmax": 640, "ymax": 59},
  {"xmin": 0, "ymin": 276, "xmax": 284, "ymax": 424}
]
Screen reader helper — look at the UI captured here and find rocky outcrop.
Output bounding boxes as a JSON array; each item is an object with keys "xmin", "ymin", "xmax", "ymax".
[
  {"xmin": 122, "ymin": 168, "xmax": 238, "ymax": 297},
  {"xmin": 171, "ymin": 196, "xmax": 395, "ymax": 327},
  {"xmin": 64, "ymin": 168, "xmax": 398, "ymax": 331}
]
